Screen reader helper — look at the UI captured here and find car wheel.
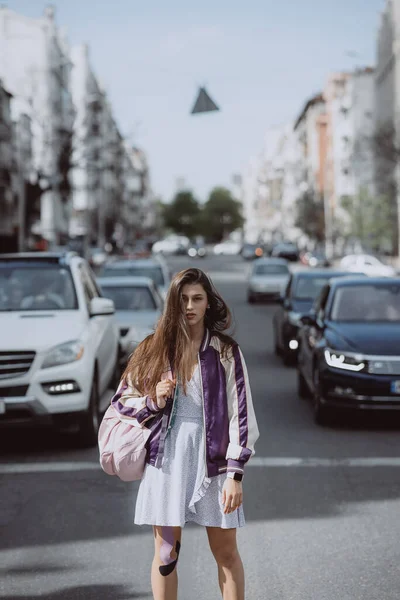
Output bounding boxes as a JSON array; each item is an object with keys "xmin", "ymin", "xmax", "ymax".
[
  {"xmin": 297, "ymin": 369, "xmax": 309, "ymax": 399},
  {"xmin": 77, "ymin": 372, "xmax": 100, "ymax": 447},
  {"xmin": 247, "ymin": 293, "xmax": 255, "ymax": 304},
  {"xmin": 312, "ymin": 368, "xmax": 330, "ymax": 426},
  {"xmin": 282, "ymin": 349, "xmax": 295, "ymax": 367}
]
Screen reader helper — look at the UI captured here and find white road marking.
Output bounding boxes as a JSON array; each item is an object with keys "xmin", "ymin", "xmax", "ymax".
[
  {"xmin": 249, "ymin": 457, "xmax": 400, "ymax": 467},
  {"xmin": 0, "ymin": 462, "xmax": 100, "ymax": 474},
  {"xmin": 3, "ymin": 457, "xmax": 400, "ymax": 474}
]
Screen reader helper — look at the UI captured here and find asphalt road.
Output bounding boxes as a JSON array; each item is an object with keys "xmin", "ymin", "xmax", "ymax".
[{"xmin": 1, "ymin": 255, "xmax": 400, "ymax": 600}]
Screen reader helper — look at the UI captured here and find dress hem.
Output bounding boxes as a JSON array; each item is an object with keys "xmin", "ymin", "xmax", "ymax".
[{"xmin": 134, "ymin": 519, "xmax": 245, "ymax": 530}]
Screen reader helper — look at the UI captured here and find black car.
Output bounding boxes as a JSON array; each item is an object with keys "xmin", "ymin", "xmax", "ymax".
[
  {"xmin": 297, "ymin": 277, "xmax": 400, "ymax": 425},
  {"xmin": 306, "ymin": 251, "xmax": 331, "ymax": 268},
  {"xmin": 273, "ymin": 270, "xmax": 353, "ymax": 365},
  {"xmin": 271, "ymin": 242, "xmax": 299, "ymax": 262}
]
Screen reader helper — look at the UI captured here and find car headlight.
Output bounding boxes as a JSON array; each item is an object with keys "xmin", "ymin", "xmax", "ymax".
[
  {"xmin": 41, "ymin": 340, "xmax": 84, "ymax": 369},
  {"xmin": 288, "ymin": 311, "xmax": 302, "ymax": 326},
  {"xmin": 324, "ymin": 349, "xmax": 366, "ymax": 372}
]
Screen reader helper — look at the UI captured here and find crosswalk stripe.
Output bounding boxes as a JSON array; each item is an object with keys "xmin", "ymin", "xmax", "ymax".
[{"xmin": 2, "ymin": 457, "xmax": 400, "ymax": 474}]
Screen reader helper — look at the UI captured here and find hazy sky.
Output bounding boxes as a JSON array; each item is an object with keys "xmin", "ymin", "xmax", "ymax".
[{"xmin": 7, "ymin": 0, "xmax": 382, "ymax": 201}]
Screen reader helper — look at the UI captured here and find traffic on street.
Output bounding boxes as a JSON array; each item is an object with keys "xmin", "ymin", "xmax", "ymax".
[{"xmin": 1, "ymin": 249, "xmax": 400, "ymax": 599}]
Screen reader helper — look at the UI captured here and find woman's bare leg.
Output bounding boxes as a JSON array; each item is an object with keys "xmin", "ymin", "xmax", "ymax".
[
  {"xmin": 207, "ymin": 527, "xmax": 244, "ymax": 600},
  {"xmin": 151, "ymin": 526, "xmax": 182, "ymax": 600}
]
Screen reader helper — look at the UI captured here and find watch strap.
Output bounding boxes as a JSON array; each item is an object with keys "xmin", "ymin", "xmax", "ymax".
[{"xmin": 227, "ymin": 471, "xmax": 243, "ymax": 482}]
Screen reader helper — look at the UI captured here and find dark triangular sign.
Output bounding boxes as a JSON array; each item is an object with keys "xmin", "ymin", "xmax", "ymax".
[{"xmin": 191, "ymin": 86, "xmax": 220, "ymax": 114}]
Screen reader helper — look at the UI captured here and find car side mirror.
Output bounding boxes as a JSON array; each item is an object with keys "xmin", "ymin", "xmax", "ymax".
[
  {"xmin": 300, "ymin": 312, "xmax": 316, "ymax": 326},
  {"xmin": 89, "ymin": 297, "xmax": 115, "ymax": 317},
  {"xmin": 283, "ymin": 298, "xmax": 291, "ymax": 309}
]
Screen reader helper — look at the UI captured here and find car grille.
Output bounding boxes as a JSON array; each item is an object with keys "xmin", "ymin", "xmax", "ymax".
[
  {"xmin": 0, "ymin": 351, "xmax": 36, "ymax": 380},
  {"xmin": 0, "ymin": 385, "xmax": 29, "ymax": 397},
  {"xmin": 368, "ymin": 359, "xmax": 400, "ymax": 376}
]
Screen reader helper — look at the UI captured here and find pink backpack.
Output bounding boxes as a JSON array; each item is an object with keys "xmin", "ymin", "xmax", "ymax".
[{"xmin": 98, "ymin": 405, "xmax": 151, "ymax": 481}]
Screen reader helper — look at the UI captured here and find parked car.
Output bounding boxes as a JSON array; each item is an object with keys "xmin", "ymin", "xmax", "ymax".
[
  {"xmin": 188, "ymin": 237, "xmax": 207, "ymax": 258},
  {"xmin": 98, "ymin": 276, "xmax": 163, "ymax": 368},
  {"xmin": 213, "ymin": 240, "xmax": 242, "ymax": 255},
  {"xmin": 297, "ymin": 277, "xmax": 400, "ymax": 425},
  {"xmin": 247, "ymin": 258, "xmax": 290, "ymax": 303},
  {"xmin": 241, "ymin": 243, "xmax": 266, "ymax": 261},
  {"xmin": 152, "ymin": 236, "xmax": 189, "ymax": 256},
  {"xmin": 0, "ymin": 252, "xmax": 120, "ymax": 445},
  {"xmin": 89, "ymin": 247, "xmax": 108, "ymax": 269},
  {"xmin": 100, "ymin": 258, "xmax": 171, "ymax": 300},
  {"xmin": 340, "ymin": 254, "xmax": 396, "ymax": 277},
  {"xmin": 273, "ymin": 270, "xmax": 354, "ymax": 365},
  {"xmin": 301, "ymin": 250, "xmax": 331, "ymax": 268},
  {"xmin": 271, "ymin": 242, "xmax": 299, "ymax": 262},
  {"xmin": 123, "ymin": 240, "xmax": 152, "ymax": 259}
]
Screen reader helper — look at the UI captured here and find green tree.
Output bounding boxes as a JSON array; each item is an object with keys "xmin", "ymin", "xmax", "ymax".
[
  {"xmin": 341, "ymin": 189, "xmax": 394, "ymax": 253},
  {"xmin": 295, "ymin": 191, "xmax": 325, "ymax": 242},
  {"xmin": 162, "ymin": 191, "xmax": 201, "ymax": 238},
  {"xmin": 201, "ymin": 187, "xmax": 244, "ymax": 242}
]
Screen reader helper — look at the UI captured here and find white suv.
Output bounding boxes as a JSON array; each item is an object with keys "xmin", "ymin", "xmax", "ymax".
[{"xmin": 0, "ymin": 252, "xmax": 120, "ymax": 446}]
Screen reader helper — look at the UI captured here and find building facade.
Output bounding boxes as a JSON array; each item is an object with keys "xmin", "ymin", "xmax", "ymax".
[
  {"xmin": 0, "ymin": 5, "xmax": 74, "ymax": 246},
  {"xmin": 70, "ymin": 44, "xmax": 157, "ymax": 250},
  {"xmin": 0, "ymin": 80, "xmax": 16, "ymax": 251},
  {"xmin": 375, "ymin": 0, "xmax": 400, "ymax": 255}
]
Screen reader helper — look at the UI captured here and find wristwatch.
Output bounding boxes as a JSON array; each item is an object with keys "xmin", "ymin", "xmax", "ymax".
[{"xmin": 227, "ymin": 471, "xmax": 243, "ymax": 482}]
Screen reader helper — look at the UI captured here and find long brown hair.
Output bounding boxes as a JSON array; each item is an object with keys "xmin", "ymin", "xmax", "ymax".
[{"xmin": 123, "ymin": 267, "xmax": 236, "ymax": 397}]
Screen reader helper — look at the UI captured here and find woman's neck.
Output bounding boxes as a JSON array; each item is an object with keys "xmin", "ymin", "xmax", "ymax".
[{"xmin": 189, "ymin": 322, "xmax": 205, "ymax": 346}]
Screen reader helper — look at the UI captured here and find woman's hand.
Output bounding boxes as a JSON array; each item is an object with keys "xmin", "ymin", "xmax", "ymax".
[
  {"xmin": 155, "ymin": 379, "xmax": 176, "ymax": 409},
  {"xmin": 222, "ymin": 478, "xmax": 243, "ymax": 514}
]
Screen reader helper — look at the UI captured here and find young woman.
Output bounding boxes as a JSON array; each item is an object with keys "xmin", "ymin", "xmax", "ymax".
[{"xmin": 111, "ymin": 267, "xmax": 259, "ymax": 600}]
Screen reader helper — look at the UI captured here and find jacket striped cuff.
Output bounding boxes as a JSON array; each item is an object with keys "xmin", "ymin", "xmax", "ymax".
[
  {"xmin": 146, "ymin": 396, "xmax": 162, "ymax": 414},
  {"xmin": 135, "ymin": 397, "xmax": 162, "ymax": 424},
  {"xmin": 227, "ymin": 458, "xmax": 245, "ymax": 475}
]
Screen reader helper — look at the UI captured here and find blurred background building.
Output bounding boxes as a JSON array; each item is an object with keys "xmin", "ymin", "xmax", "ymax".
[
  {"xmin": 0, "ymin": 5, "xmax": 157, "ymax": 254},
  {"xmin": 0, "ymin": 5, "xmax": 74, "ymax": 248}
]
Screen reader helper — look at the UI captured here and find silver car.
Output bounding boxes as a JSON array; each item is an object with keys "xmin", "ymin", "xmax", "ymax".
[
  {"xmin": 100, "ymin": 258, "xmax": 171, "ymax": 300},
  {"xmin": 247, "ymin": 258, "xmax": 290, "ymax": 303},
  {"xmin": 97, "ymin": 276, "xmax": 163, "ymax": 367}
]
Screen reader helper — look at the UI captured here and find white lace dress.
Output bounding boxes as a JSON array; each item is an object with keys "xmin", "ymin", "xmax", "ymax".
[{"xmin": 134, "ymin": 365, "xmax": 245, "ymax": 529}]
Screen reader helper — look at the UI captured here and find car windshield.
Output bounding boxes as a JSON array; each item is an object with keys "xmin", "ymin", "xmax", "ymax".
[
  {"xmin": 101, "ymin": 265, "xmax": 165, "ymax": 287},
  {"xmin": 331, "ymin": 284, "xmax": 400, "ymax": 322},
  {"xmin": 294, "ymin": 276, "xmax": 331, "ymax": 300},
  {"xmin": 254, "ymin": 264, "xmax": 288, "ymax": 275},
  {"xmin": 101, "ymin": 286, "xmax": 156, "ymax": 311},
  {"xmin": 0, "ymin": 264, "xmax": 78, "ymax": 311}
]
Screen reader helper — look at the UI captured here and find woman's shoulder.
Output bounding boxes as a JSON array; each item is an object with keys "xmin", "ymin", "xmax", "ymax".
[{"xmin": 210, "ymin": 332, "xmax": 238, "ymax": 356}]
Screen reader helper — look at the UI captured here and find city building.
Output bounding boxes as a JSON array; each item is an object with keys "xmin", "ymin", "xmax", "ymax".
[
  {"xmin": 70, "ymin": 44, "xmax": 158, "ymax": 250},
  {"xmin": 256, "ymin": 124, "xmax": 300, "ymax": 245},
  {"xmin": 375, "ymin": 0, "xmax": 397, "ymax": 172},
  {"xmin": 375, "ymin": 0, "xmax": 400, "ymax": 255},
  {"xmin": 292, "ymin": 71, "xmax": 375, "ymax": 253},
  {"xmin": 241, "ymin": 156, "xmax": 263, "ymax": 243},
  {"xmin": 293, "ymin": 93, "xmax": 327, "ymax": 198},
  {"xmin": 0, "ymin": 79, "xmax": 15, "ymax": 251},
  {"xmin": 0, "ymin": 5, "xmax": 75, "ymax": 246}
]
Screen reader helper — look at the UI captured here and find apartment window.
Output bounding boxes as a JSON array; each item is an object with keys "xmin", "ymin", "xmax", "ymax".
[{"xmin": 90, "ymin": 123, "xmax": 100, "ymax": 136}]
